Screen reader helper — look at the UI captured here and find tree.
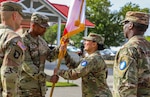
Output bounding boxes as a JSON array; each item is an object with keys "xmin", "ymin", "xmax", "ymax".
[
  {"xmin": 118, "ymin": 2, "xmax": 150, "ymax": 19},
  {"xmin": 70, "ymin": 32, "xmax": 84, "ymax": 47},
  {"xmin": 43, "ymin": 24, "xmax": 65, "ymax": 45},
  {"xmin": 145, "ymin": 36, "xmax": 150, "ymax": 42},
  {"xmin": 43, "ymin": 1, "xmax": 150, "ymax": 48},
  {"xmin": 86, "ymin": 0, "xmax": 150, "ymax": 47},
  {"xmin": 86, "ymin": 0, "xmax": 125, "ymax": 47}
]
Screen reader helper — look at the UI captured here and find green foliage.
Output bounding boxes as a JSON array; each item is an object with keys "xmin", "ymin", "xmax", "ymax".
[
  {"xmin": 42, "ymin": 1, "xmax": 150, "ymax": 47},
  {"xmin": 43, "ymin": 24, "xmax": 65, "ymax": 44},
  {"xmin": 70, "ymin": 32, "xmax": 84, "ymax": 47},
  {"xmin": 118, "ymin": 2, "xmax": 150, "ymax": 20},
  {"xmin": 86, "ymin": 0, "xmax": 125, "ymax": 47},
  {"xmin": 85, "ymin": 0, "xmax": 150, "ymax": 47},
  {"xmin": 145, "ymin": 36, "xmax": 150, "ymax": 42}
]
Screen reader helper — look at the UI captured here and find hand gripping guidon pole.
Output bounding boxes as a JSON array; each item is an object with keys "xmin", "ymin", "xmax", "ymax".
[{"xmin": 49, "ymin": 0, "xmax": 85, "ymax": 96}]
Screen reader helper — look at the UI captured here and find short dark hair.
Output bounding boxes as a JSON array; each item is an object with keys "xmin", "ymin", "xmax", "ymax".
[
  {"xmin": 98, "ymin": 44, "xmax": 105, "ymax": 50},
  {"xmin": 133, "ymin": 22, "xmax": 148, "ymax": 32}
]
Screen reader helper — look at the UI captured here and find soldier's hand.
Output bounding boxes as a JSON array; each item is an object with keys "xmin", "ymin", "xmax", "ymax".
[
  {"xmin": 59, "ymin": 43, "xmax": 68, "ymax": 52},
  {"xmin": 61, "ymin": 36, "xmax": 69, "ymax": 43},
  {"xmin": 54, "ymin": 68, "xmax": 59, "ymax": 75},
  {"xmin": 59, "ymin": 37, "xmax": 69, "ymax": 51},
  {"xmin": 50, "ymin": 75, "xmax": 59, "ymax": 83}
]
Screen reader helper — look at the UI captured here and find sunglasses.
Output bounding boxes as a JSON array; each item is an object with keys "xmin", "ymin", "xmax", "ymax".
[{"xmin": 122, "ymin": 21, "xmax": 130, "ymax": 25}]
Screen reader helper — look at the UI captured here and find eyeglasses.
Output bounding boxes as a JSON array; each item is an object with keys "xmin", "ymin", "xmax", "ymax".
[{"xmin": 122, "ymin": 21, "xmax": 130, "ymax": 25}]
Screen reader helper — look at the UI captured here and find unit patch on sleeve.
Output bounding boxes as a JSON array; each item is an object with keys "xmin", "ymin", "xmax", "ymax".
[
  {"xmin": 119, "ymin": 61, "xmax": 126, "ymax": 70},
  {"xmin": 81, "ymin": 61, "xmax": 88, "ymax": 67},
  {"xmin": 17, "ymin": 41, "xmax": 26, "ymax": 50},
  {"xmin": 14, "ymin": 50, "xmax": 20, "ymax": 59}
]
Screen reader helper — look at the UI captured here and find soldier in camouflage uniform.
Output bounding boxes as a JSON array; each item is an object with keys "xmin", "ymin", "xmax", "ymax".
[
  {"xmin": 113, "ymin": 11, "xmax": 150, "ymax": 97},
  {"xmin": 19, "ymin": 13, "xmax": 59, "ymax": 97},
  {"xmin": 55, "ymin": 33, "xmax": 112, "ymax": 97},
  {"xmin": 0, "ymin": 1, "xmax": 25, "ymax": 97}
]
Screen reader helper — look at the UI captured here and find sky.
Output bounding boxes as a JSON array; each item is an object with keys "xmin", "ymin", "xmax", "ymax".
[{"xmin": 48, "ymin": 0, "xmax": 150, "ymax": 36}]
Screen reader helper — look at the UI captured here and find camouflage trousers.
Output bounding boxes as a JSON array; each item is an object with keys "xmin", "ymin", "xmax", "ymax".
[
  {"xmin": 1, "ymin": 65, "xmax": 20, "ymax": 97},
  {"xmin": 82, "ymin": 89, "xmax": 112, "ymax": 97},
  {"xmin": 19, "ymin": 79, "xmax": 47, "ymax": 97},
  {"xmin": 19, "ymin": 89, "xmax": 44, "ymax": 97}
]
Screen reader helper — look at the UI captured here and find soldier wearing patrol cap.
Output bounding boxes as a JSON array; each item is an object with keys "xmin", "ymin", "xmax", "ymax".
[
  {"xmin": 19, "ymin": 13, "xmax": 59, "ymax": 97},
  {"xmin": 0, "ymin": 1, "xmax": 26, "ymax": 97},
  {"xmin": 113, "ymin": 11, "xmax": 150, "ymax": 97},
  {"xmin": 54, "ymin": 33, "xmax": 112, "ymax": 97}
]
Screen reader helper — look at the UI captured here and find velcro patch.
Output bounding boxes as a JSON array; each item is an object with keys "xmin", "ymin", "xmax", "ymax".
[
  {"xmin": 17, "ymin": 41, "xmax": 26, "ymax": 50},
  {"xmin": 14, "ymin": 50, "xmax": 20, "ymax": 59},
  {"xmin": 81, "ymin": 61, "xmax": 87, "ymax": 67},
  {"xmin": 119, "ymin": 61, "xmax": 126, "ymax": 70}
]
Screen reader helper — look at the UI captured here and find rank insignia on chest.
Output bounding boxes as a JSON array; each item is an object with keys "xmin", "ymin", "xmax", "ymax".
[
  {"xmin": 81, "ymin": 61, "xmax": 88, "ymax": 67},
  {"xmin": 119, "ymin": 61, "xmax": 126, "ymax": 70}
]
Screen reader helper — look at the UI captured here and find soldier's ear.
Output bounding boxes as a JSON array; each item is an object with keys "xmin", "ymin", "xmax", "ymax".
[
  {"xmin": 31, "ymin": 23, "xmax": 36, "ymax": 28},
  {"xmin": 128, "ymin": 22, "xmax": 134, "ymax": 29},
  {"xmin": 92, "ymin": 42, "xmax": 97, "ymax": 48},
  {"xmin": 12, "ymin": 12, "xmax": 17, "ymax": 21}
]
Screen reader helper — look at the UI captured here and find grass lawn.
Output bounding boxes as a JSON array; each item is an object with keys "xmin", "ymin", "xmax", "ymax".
[{"xmin": 46, "ymin": 81, "xmax": 78, "ymax": 87}]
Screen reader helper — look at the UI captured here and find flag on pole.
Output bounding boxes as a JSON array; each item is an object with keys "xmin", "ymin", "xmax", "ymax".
[
  {"xmin": 59, "ymin": 0, "xmax": 86, "ymax": 60},
  {"xmin": 50, "ymin": 0, "xmax": 86, "ymax": 97},
  {"xmin": 63, "ymin": 0, "xmax": 86, "ymax": 38}
]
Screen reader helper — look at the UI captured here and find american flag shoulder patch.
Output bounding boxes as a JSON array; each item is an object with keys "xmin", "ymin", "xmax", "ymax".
[{"xmin": 17, "ymin": 41, "xmax": 26, "ymax": 50}]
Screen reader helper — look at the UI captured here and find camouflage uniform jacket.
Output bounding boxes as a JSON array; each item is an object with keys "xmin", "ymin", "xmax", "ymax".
[
  {"xmin": 19, "ymin": 30, "xmax": 59, "ymax": 95},
  {"xmin": 0, "ymin": 24, "xmax": 24, "ymax": 66},
  {"xmin": 59, "ymin": 51, "xmax": 112, "ymax": 97},
  {"xmin": 113, "ymin": 35, "xmax": 150, "ymax": 97},
  {"xmin": 0, "ymin": 24, "xmax": 25, "ymax": 97}
]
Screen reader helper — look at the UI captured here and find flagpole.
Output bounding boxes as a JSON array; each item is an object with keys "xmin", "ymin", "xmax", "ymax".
[
  {"xmin": 49, "ymin": 38, "xmax": 66, "ymax": 97},
  {"xmin": 49, "ymin": 0, "xmax": 86, "ymax": 96},
  {"xmin": 49, "ymin": 58, "xmax": 63, "ymax": 97}
]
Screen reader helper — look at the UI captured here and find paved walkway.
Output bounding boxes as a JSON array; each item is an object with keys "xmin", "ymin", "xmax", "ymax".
[{"xmin": 44, "ymin": 60, "xmax": 113, "ymax": 97}]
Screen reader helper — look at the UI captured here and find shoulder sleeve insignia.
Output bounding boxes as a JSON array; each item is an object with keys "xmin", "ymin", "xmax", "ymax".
[
  {"xmin": 119, "ymin": 61, "xmax": 126, "ymax": 70},
  {"xmin": 81, "ymin": 61, "xmax": 88, "ymax": 67},
  {"xmin": 17, "ymin": 41, "xmax": 26, "ymax": 50},
  {"xmin": 14, "ymin": 50, "xmax": 20, "ymax": 59}
]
